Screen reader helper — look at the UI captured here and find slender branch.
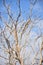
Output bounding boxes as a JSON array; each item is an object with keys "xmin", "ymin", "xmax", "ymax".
[
  {"xmin": 29, "ymin": 0, "xmax": 37, "ymax": 18},
  {"xmin": 0, "ymin": 55, "xmax": 8, "ymax": 60},
  {"xmin": 16, "ymin": 0, "xmax": 21, "ymax": 23},
  {"xmin": 3, "ymin": 0, "xmax": 14, "ymax": 21},
  {"xmin": 21, "ymin": 19, "xmax": 31, "ymax": 38}
]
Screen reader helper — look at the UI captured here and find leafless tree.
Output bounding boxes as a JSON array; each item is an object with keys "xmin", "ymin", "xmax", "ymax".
[{"xmin": 0, "ymin": 0, "xmax": 43, "ymax": 65}]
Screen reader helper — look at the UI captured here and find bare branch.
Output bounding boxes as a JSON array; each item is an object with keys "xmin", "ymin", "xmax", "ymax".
[
  {"xmin": 0, "ymin": 55, "xmax": 8, "ymax": 60},
  {"xmin": 3, "ymin": 0, "xmax": 14, "ymax": 21},
  {"xmin": 16, "ymin": 0, "xmax": 21, "ymax": 22},
  {"xmin": 29, "ymin": 0, "xmax": 37, "ymax": 18},
  {"xmin": 21, "ymin": 19, "xmax": 31, "ymax": 38}
]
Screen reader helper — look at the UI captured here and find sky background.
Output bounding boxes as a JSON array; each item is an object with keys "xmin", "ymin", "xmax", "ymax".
[
  {"xmin": 0, "ymin": 0, "xmax": 43, "ymax": 20},
  {"xmin": 0, "ymin": 0, "xmax": 43, "ymax": 34},
  {"xmin": 0, "ymin": 0, "xmax": 43, "ymax": 65}
]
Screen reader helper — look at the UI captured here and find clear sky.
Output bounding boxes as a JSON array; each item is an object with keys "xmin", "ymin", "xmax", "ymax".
[
  {"xmin": 0, "ymin": 1, "xmax": 43, "ymax": 65},
  {"xmin": 0, "ymin": 0, "xmax": 43, "ymax": 33},
  {"xmin": 0, "ymin": 0, "xmax": 43, "ymax": 20}
]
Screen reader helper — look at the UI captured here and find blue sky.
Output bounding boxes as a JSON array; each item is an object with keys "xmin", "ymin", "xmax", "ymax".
[
  {"xmin": 0, "ymin": 0, "xmax": 43, "ymax": 20},
  {"xmin": 0, "ymin": 1, "xmax": 43, "ymax": 64},
  {"xmin": 0, "ymin": 0, "xmax": 43, "ymax": 31}
]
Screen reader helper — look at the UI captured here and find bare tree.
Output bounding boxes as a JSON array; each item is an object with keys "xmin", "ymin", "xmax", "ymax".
[{"xmin": 0, "ymin": 0, "xmax": 43, "ymax": 65}]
